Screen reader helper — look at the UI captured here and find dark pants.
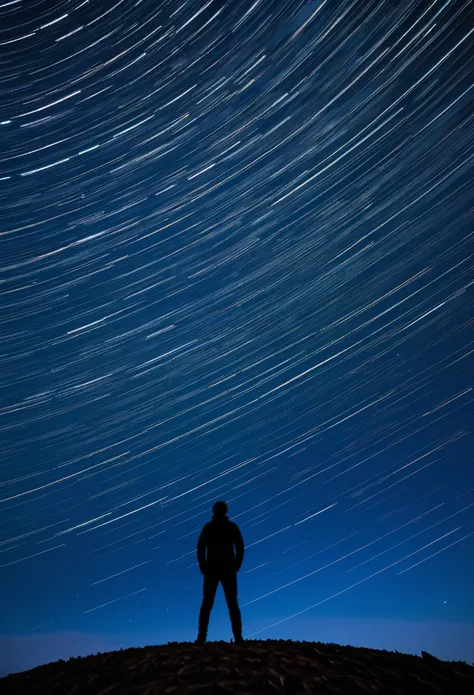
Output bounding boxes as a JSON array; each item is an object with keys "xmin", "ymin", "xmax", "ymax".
[{"xmin": 198, "ymin": 570, "xmax": 242, "ymax": 638}]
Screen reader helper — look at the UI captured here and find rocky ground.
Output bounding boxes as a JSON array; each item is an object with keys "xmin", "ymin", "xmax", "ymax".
[{"xmin": 1, "ymin": 639, "xmax": 473, "ymax": 694}]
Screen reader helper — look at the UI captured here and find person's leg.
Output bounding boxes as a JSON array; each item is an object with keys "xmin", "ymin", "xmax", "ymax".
[
  {"xmin": 197, "ymin": 573, "xmax": 220, "ymax": 641},
  {"xmin": 221, "ymin": 571, "xmax": 243, "ymax": 641}
]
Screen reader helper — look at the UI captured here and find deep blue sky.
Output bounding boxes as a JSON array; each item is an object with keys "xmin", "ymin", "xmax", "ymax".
[{"xmin": 1, "ymin": 0, "xmax": 473, "ymax": 677}]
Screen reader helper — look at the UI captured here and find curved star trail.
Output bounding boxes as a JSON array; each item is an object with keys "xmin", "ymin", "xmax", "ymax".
[{"xmin": 1, "ymin": 0, "xmax": 473, "ymax": 671}]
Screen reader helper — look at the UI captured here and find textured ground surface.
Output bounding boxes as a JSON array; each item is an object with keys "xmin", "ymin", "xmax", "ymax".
[{"xmin": 1, "ymin": 639, "xmax": 474, "ymax": 694}]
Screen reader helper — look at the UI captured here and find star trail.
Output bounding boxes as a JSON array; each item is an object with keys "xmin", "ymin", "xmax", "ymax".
[{"xmin": 1, "ymin": 0, "xmax": 473, "ymax": 675}]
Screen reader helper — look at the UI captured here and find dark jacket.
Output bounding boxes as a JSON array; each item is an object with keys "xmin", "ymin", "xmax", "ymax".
[{"xmin": 197, "ymin": 514, "xmax": 244, "ymax": 574}]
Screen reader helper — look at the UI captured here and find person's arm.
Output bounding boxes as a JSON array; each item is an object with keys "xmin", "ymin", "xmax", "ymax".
[
  {"xmin": 233, "ymin": 524, "xmax": 245, "ymax": 572},
  {"xmin": 197, "ymin": 525, "xmax": 208, "ymax": 574}
]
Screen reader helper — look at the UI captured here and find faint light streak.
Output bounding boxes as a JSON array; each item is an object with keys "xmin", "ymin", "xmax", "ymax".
[
  {"xmin": 40, "ymin": 14, "xmax": 68, "ymax": 29},
  {"xmin": 17, "ymin": 91, "xmax": 81, "ymax": 117},
  {"xmin": 92, "ymin": 560, "xmax": 151, "ymax": 585},
  {"xmin": 0, "ymin": 32, "xmax": 36, "ymax": 45},
  {"xmin": 0, "ymin": 519, "xmax": 71, "ymax": 546},
  {"xmin": 247, "ymin": 528, "xmax": 463, "ymax": 635},
  {"xmin": 290, "ymin": 1, "xmax": 328, "ymax": 40},
  {"xmin": 176, "ymin": 0, "xmax": 214, "ymax": 33},
  {"xmin": 246, "ymin": 524, "xmax": 294, "ymax": 548},
  {"xmin": 0, "ymin": 544, "xmax": 65, "ymax": 568},
  {"xmin": 0, "ymin": 458, "xmax": 129, "ymax": 503},
  {"xmin": 56, "ymin": 26, "xmax": 83, "ymax": 42},
  {"xmin": 21, "ymin": 158, "xmax": 70, "ymax": 176},
  {"xmin": 188, "ymin": 163, "xmax": 216, "ymax": 180},
  {"xmin": 243, "ymin": 506, "xmax": 448, "ymax": 606},
  {"xmin": 78, "ymin": 497, "xmax": 169, "ymax": 533},
  {"xmin": 347, "ymin": 503, "xmax": 473, "ymax": 572},
  {"xmin": 397, "ymin": 531, "xmax": 473, "ymax": 575},
  {"xmin": 54, "ymin": 514, "xmax": 113, "ymax": 536},
  {"xmin": 83, "ymin": 588, "xmax": 146, "ymax": 614},
  {"xmin": 294, "ymin": 503, "xmax": 337, "ymax": 525},
  {"xmin": 422, "ymin": 388, "xmax": 472, "ymax": 417}
]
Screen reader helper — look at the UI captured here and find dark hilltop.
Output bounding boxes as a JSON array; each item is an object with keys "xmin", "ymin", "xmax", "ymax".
[{"xmin": 2, "ymin": 638, "xmax": 474, "ymax": 694}]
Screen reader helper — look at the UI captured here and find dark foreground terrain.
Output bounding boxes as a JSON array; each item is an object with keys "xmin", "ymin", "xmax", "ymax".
[{"xmin": 1, "ymin": 639, "xmax": 473, "ymax": 694}]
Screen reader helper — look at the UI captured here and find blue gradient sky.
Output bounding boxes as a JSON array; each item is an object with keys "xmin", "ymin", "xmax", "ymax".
[{"xmin": 1, "ymin": 0, "xmax": 473, "ymax": 677}]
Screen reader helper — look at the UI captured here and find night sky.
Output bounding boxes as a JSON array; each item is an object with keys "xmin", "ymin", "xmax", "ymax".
[{"xmin": 1, "ymin": 0, "xmax": 474, "ymax": 677}]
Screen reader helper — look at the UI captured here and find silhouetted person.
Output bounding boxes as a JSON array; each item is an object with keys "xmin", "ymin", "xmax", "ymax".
[{"xmin": 196, "ymin": 501, "xmax": 245, "ymax": 645}]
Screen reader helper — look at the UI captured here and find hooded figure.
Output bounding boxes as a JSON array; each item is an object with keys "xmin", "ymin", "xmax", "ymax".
[{"xmin": 196, "ymin": 501, "xmax": 245, "ymax": 645}]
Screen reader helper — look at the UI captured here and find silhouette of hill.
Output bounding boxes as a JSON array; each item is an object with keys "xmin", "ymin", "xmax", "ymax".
[{"xmin": 1, "ymin": 639, "xmax": 473, "ymax": 694}]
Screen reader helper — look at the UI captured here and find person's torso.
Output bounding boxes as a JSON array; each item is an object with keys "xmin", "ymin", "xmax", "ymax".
[{"xmin": 205, "ymin": 518, "xmax": 236, "ymax": 568}]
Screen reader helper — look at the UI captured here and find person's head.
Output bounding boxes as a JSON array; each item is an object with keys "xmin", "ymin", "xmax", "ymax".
[{"xmin": 212, "ymin": 500, "xmax": 228, "ymax": 517}]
